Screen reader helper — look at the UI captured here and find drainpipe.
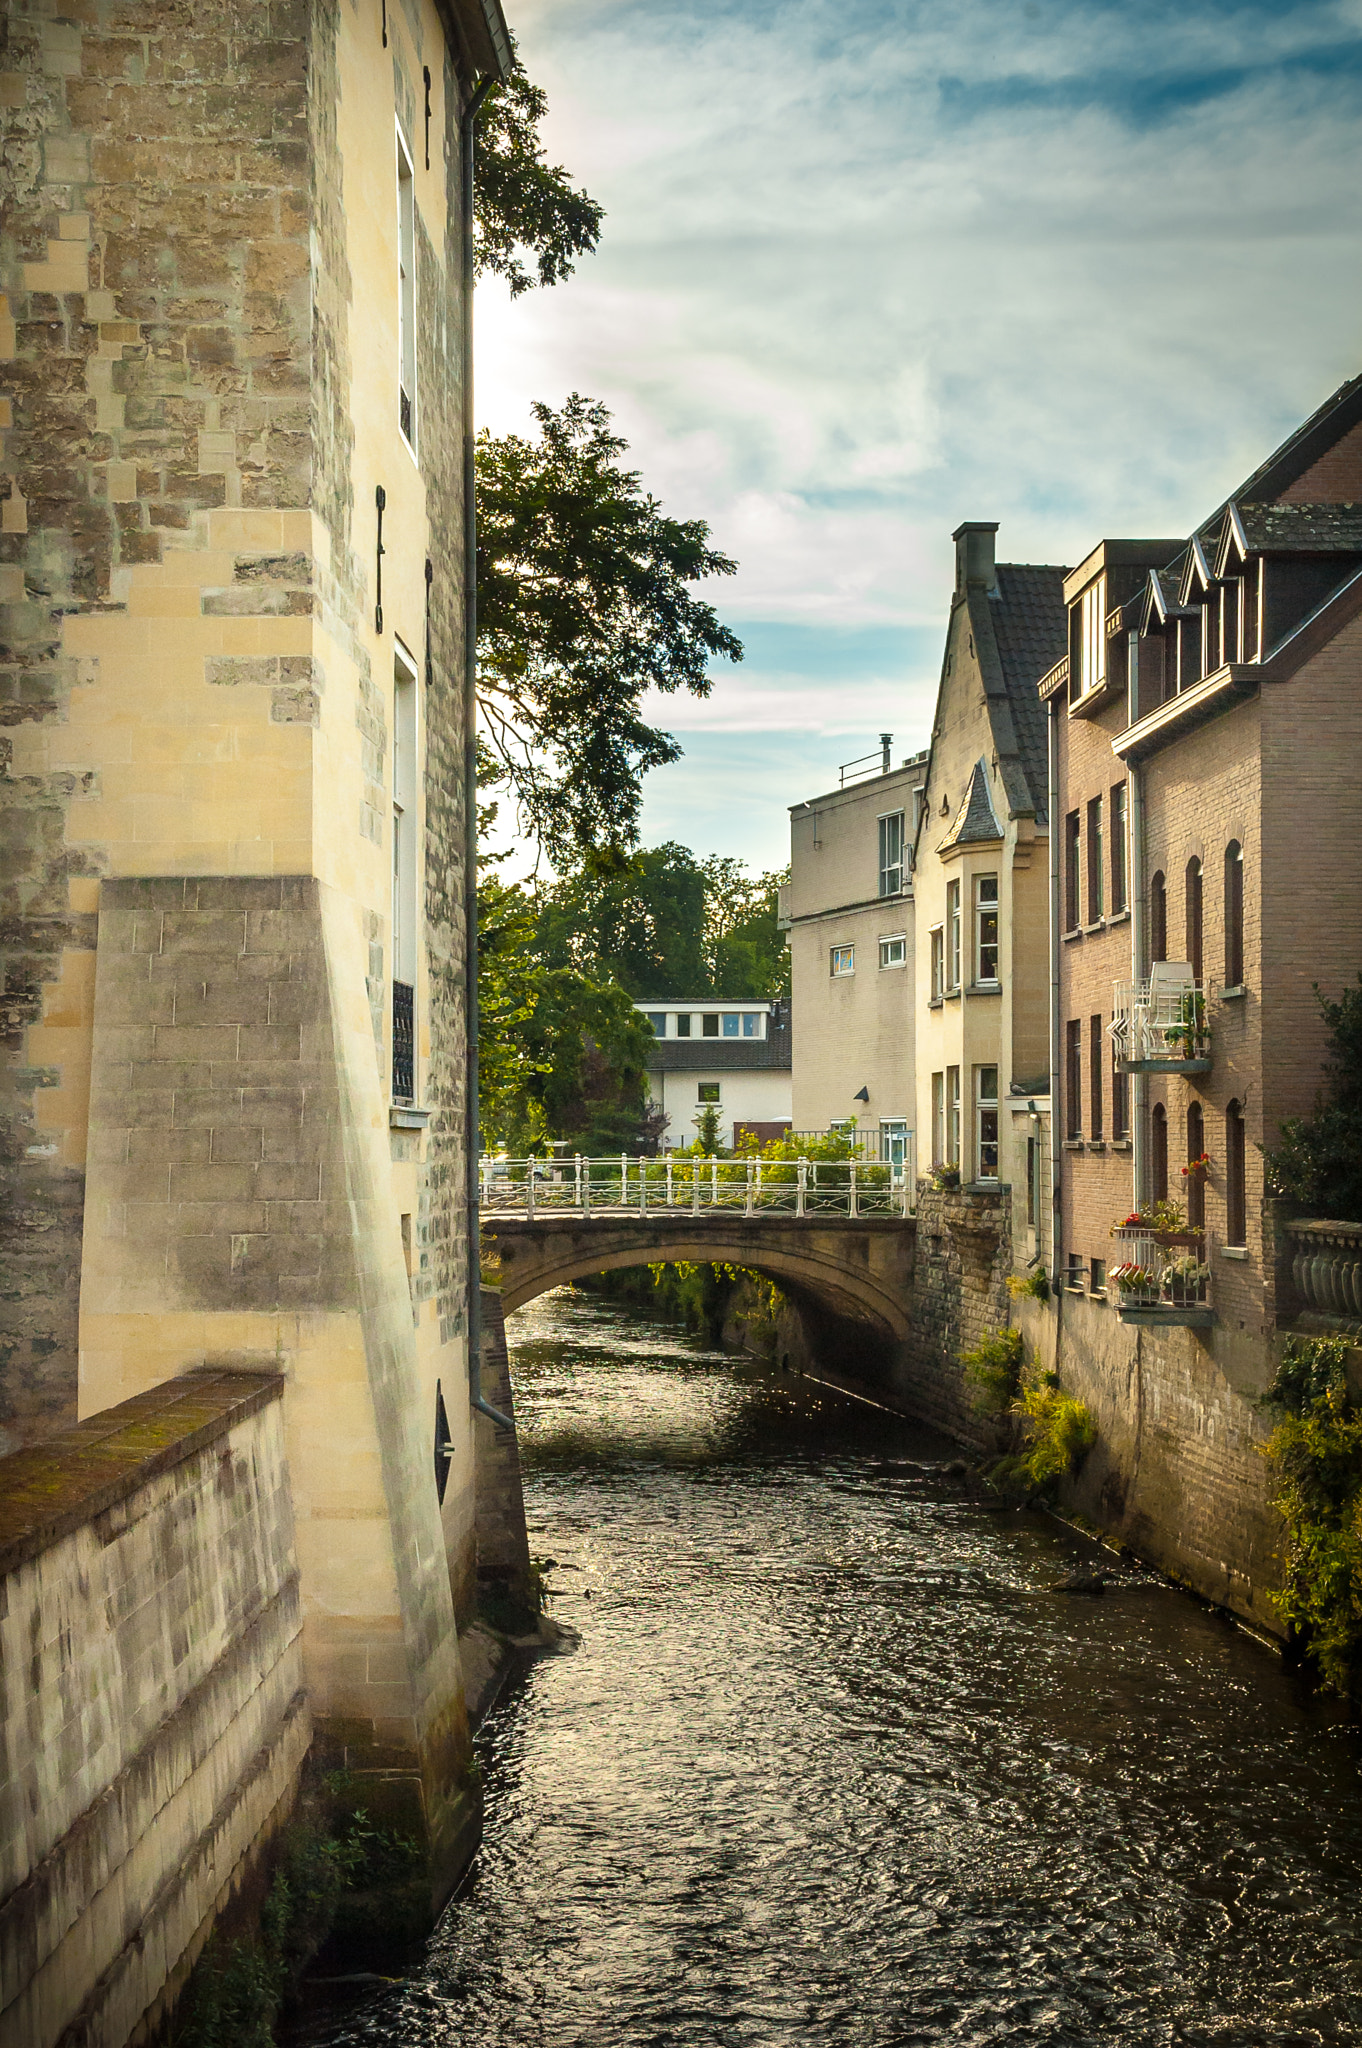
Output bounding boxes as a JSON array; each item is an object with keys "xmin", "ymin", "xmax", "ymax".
[
  {"xmin": 1047, "ymin": 690, "xmax": 1062, "ymax": 1286},
  {"xmin": 462, "ymin": 74, "xmax": 512, "ymax": 1433},
  {"xmin": 1127, "ymin": 632, "xmax": 1147, "ymax": 1209}
]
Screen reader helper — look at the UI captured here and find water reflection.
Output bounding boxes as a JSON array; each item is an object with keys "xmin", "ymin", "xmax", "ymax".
[{"xmin": 309, "ymin": 1288, "xmax": 1362, "ymax": 2048}]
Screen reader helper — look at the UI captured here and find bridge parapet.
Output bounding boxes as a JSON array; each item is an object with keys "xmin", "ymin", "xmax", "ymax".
[{"xmin": 480, "ymin": 1154, "xmax": 914, "ymax": 1221}]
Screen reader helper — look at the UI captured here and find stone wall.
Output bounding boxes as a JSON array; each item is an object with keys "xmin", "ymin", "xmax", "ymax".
[
  {"xmin": 897, "ymin": 1180, "xmax": 1012, "ymax": 1444},
  {"xmin": 0, "ymin": 1369, "xmax": 308, "ymax": 2048},
  {"xmin": 473, "ymin": 1287, "xmax": 534, "ymax": 1622}
]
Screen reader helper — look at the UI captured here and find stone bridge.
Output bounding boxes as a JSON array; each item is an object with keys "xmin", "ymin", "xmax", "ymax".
[{"xmin": 481, "ymin": 1213, "xmax": 917, "ymax": 1339}]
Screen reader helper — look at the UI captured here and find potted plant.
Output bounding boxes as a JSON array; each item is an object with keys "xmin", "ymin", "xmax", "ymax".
[
  {"xmin": 927, "ymin": 1162, "xmax": 961, "ymax": 1192},
  {"xmin": 1180, "ymin": 1152, "xmax": 1212, "ymax": 1185},
  {"xmin": 1161, "ymin": 1253, "xmax": 1210, "ymax": 1304}
]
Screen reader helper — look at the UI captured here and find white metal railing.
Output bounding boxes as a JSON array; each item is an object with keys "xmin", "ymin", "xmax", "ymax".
[
  {"xmin": 478, "ymin": 1154, "xmax": 915, "ymax": 1220},
  {"xmin": 1109, "ymin": 962, "xmax": 1209, "ymax": 1065},
  {"xmin": 1108, "ymin": 1225, "xmax": 1211, "ymax": 1312}
]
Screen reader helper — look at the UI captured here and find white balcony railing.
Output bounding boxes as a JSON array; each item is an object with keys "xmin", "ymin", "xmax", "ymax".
[
  {"xmin": 479, "ymin": 1153, "xmax": 915, "ymax": 1219},
  {"xmin": 1108, "ymin": 1225, "xmax": 1212, "ymax": 1322},
  {"xmin": 1109, "ymin": 962, "xmax": 1210, "ymax": 1069}
]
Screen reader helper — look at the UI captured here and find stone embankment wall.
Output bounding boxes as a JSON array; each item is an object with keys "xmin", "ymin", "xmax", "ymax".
[
  {"xmin": 895, "ymin": 1183, "xmax": 1013, "ymax": 1446},
  {"xmin": 0, "ymin": 1370, "xmax": 308, "ymax": 2048},
  {"xmin": 474, "ymin": 1287, "xmax": 534, "ymax": 1620}
]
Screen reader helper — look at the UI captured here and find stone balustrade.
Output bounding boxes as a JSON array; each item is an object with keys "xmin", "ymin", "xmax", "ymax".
[{"xmin": 1286, "ymin": 1219, "xmax": 1362, "ymax": 1325}]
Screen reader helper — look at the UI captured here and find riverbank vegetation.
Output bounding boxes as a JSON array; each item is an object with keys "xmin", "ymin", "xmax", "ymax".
[
  {"xmin": 1260, "ymin": 1332, "xmax": 1362, "ymax": 1697},
  {"xmin": 1263, "ymin": 974, "xmax": 1362, "ymax": 1218},
  {"xmin": 963, "ymin": 1329, "xmax": 1096, "ymax": 1498}
]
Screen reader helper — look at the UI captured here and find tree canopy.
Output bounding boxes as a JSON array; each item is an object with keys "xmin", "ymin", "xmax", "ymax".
[
  {"xmin": 474, "ymin": 55, "xmax": 604, "ymax": 297},
  {"xmin": 1265, "ymin": 975, "xmax": 1362, "ymax": 1218},
  {"xmin": 476, "ymin": 397, "xmax": 743, "ymax": 864}
]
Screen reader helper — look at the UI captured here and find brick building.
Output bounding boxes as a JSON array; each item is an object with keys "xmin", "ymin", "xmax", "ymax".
[
  {"xmin": 1, "ymin": 0, "xmax": 513, "ymax": 1915},
  {"xmin": 1030, "ymin": 374, "xmax": 1362, "ymax": 1624},
  {"xmin": 913, "ymin": 522, "xmax": 1066, "ymax": 1263}
]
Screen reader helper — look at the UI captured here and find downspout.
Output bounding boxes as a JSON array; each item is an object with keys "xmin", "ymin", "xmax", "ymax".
[
  {"xmin": 1127, "ymin": 630, "xmax": 1147, "ymax": 1208},
  {"xmin": 1047, "ymin": 690, "xmax": 1062, "ymax": 1285},
  {"xmin": 462, "ymin": 74, "xmax": 513, "ymax": 1432}
]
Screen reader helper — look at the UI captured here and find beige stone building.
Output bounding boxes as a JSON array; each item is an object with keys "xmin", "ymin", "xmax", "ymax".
[
  {"xmin": 912, "ymin": 525, "xmax": 1066, "ymax": 1259},
  {"xmin": 0, "ymin": 0, "xmax": 515, "ymax": 1986},
  {"xmin": 785, "ymin": 743, "xmax": 927, "ymax": 1161}
]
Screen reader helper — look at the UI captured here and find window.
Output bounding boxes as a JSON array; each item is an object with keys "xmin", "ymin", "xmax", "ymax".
[
  {"xmin": 1111, "ymin": 1043, "xmax": 1129, "ymax": 1140},
  {"xmin": 931, "ymin": 1072, "xmax": 945, "ymax": 1165},
  {"xmin": 878, "ymin": 811, "xmax": 905, "ymax": 897},
  {"xmin": 1026, "ymin": 1135, "xmax": 1039, "ymax": 1228},
  {"xmin": 974, "ymin": 875, "xmax": 999, "ymax": 984},
  {"xmin": 644, "ymin": 1012, "xmax": 666, "ymax": 1035},
  {"xmin": 1065, "ymin": 1020, "xmax": 1082, "ymax": 1138},
  {"xmin": 930, "ymin": 925, "xmax": 944, "ymax": 1000},
  {"xmin": 1089, "ymin": 1016, "xmax": 1104, "ymax": 1140},
  {"xmin": 1226, "ymin": 1099, "xmax": 1247, "ymax": 1247},
  {"xmin": 879, "ymin": 934, "xmax": 907, "ymax": 970},
  {"xmin": 946, "ymin": 880, "xmax": 961, "ymax": 991},
  {"xmin": 1150, "ymin": 870, "xmax": 1167, "ymax": 965},
  {"xmin": 742, "ymin": 1013, "xmax": 763, "ymax": 1037},
  {"xmin": 946, "ymin": 1066, "xmax": 961, "ymax": 1167},
  {"xmin": 1079, "ymin": 576, "xmax": 1107, "ymax": 694},
  {"xmin": 722, "ymin": 1014, "xmax": 740, "ymax": 1037},
  {"xmin": 1222, "ymin": 579, "xmax": 1240, "ymax": 665},
  {"xmin": 702, "ymin": 1013, "xmax": 720, "ymax": 1036},
  {"xmin": 1185, "ymin": 857, "xmax": 1203, "ymax": 983},
  {"xmin": 1225, "ymin": 841, "xmax": 1244, "ymax": 987},
  {"xmin": 1110, "ymin": 783, "xmax": 1128, "ymax": 914},
  {"xmin": 975, "ymin": 1065, "xmax": 999, "ymax": 1178},
  {"xmin": 880, "ymin": 1120, "xmax": 909, "ymax": 1168},
  {"xmin": 396, "ymin": 125, "xmax": 416, "ymax": 450},
  {"xmin": 1186, "ymin": 1101, "xmax": 1205, "ymax": 1229},
  {"xmin": 391, "ymin": 643, "xmax": 418, "ymax": 1103},
  {"xmin": 698, "ymin": 1081, "xmax": 721, "ymax": 1103},
  {"xmin": 1151, "ymin": 1103, "xmax": 1168, "ymax": 1202},
  {"xmin": 831, "ymin": 945, "xmax": 854, "ymax": 977},
  {"xmin": 1086, "ymin": 797, "xmax": 1104, "ymax": 922},
  {"xmin": 1065, "ymin": 1253, "xmax": 1085, "ymax": 1292},
  {"xmin": 676, "ymin": 1013, "xmax": 692, "ymax": 1038},
  {"xmin": 1064, "ymin": 811, "xmax": 1080, "ymax": 930},
  {"xmin": 1090, "ymin": 1257, "xmax": 1106, "ymax": 1296}
]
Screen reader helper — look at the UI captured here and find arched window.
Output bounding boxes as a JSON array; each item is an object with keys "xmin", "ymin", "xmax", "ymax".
[
  {"xmin": 1224, "ymin": 841, "xmax": 1244, "ymax": 988},
  {"xmin": 1185, "ymin": 857, "xmax": 1203, "ymax": 983},
  {"xmin": 1150, "ymin": 871, "xmax": 1167, "ymax": 965},
  {"xmin": 1226, "ymin": 1100, "xmax": 1246, "ymax": 1248},
  {"xmin": 1151, "ymin": 1102, "xmax": 1168, "ymax": 1203},
  {"xmin": 1185, "ymin": 1101, "xmax": 1205, "ymax": 1230}
]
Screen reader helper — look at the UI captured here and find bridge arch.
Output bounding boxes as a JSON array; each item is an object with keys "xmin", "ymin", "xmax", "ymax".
[{"xmin": 482, "ymin": 1215, "xmax": 915, "ymax": 1341}]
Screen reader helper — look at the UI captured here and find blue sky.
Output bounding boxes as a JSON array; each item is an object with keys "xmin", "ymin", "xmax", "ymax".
[{"xmin": 478, "ymin": 0, "xmax": 1362, "ymax": 875}]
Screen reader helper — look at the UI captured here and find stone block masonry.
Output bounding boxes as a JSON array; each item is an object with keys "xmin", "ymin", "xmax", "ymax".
[
  {"xmin": 0, "ymin": 1369, "xmax": 309, "ymax": 2048},
  {"xmin": 898, "ymin": 1182, "xmax": 1013, "ymax": 1446}
]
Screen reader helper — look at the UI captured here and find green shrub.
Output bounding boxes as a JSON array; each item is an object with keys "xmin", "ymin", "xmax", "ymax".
[
  {"xmin": 1006, "ymin": 1267, "xmax": 1050, "ymax": 1304},
  {"xmin": 1260, "ymin": 1333, "xmax": 1362, "ymax": 1695},
  {"xmin": 961, "ymin": 1327, "xmax": 1025, "ymax": 1411},
  {"xmin": 1014, "ymin": 1371, "xmax": 1097, "ymax": 1491},
  {"xmin": 1263, "ymin": 974, "xmax": 1362, "ymax": 1218}
]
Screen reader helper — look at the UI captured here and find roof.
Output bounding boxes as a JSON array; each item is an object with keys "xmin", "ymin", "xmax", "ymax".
[
  {"xmin": 979, "ymin": 562, "xmax": 1068, "ymax": 823},
  {"xmin": 938, "ymin": 757, "xmax": 1003, "ymax": 852},
  {"xmin": 646, "ymin": 1004, "xmax": 792, "ymax": 1074},
  {"xmin": 1234, "ymin": 502, "xmax": 1362, "ymax": 552},
  {"xmin": 443, "ymin": 0, "xmax": 514, "ymax": 79}
]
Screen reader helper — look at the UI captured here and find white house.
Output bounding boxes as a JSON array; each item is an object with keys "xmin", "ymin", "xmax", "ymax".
[{"xmin": 635, "ymin": 1000, "xmax": 792, "ymax": 1151}]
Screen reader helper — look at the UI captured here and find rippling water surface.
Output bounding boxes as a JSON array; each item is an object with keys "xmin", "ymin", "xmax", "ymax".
[{"xmin": 311, "ymin": 1288, "xmax": 1362, "ymax": 2047}]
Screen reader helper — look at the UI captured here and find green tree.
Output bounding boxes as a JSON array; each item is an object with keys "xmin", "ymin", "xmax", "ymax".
[
  {"xmin": 702, "ymin": 856, "xmax": 790, "ymax": 1000},
  {"xmin": 1264, "ymin": 975, "xmax": 1362, "ymax": 1219},
  {"xmin": 476, "ymin": 396, "xmax": 743, "ymax": 863},
  {"xmin": 474, "ymin": 55, "xmax": 604, "ymax": 298}
]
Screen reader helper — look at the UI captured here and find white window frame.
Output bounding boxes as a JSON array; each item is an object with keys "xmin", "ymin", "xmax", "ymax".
[
  {"xmin": 946, "ymin": 1065, "xmax": 961, "ymax": 1167},
  {"xmin": 396, "ymin": 120, "xmax": 417, "ymax": 458},
  {"xmin": 1079, "ymin": 575, "xmax": 1106, "ymax": 695},
  {"xmin": 973, "ymin": 874, "xmax": 999, "ymax": 986},
  {"xmin": 878, "ymin": 810, "xmax": 905, "ymax": 898},
  {"xmin": 880, "ymin": 1119, "xmax": 909, "ymax": 1168},
  {"xmin": 931, "ymin": 1072, "xmax": 945, "ymax": 1166},
  {"xmin": 830, "ymin": 944, "xmax": 855, "ymax": 977},
  {"xmin": 930, "ymin": 924, "xmax": 944, "ymax": 1000},
  {"xmin": 975, "ymin": 1064, "xmax": 999, "ymax": 1180},
  {"xmin": 878, "ymin": 933, "xmax": 906, "ymax": 971},
  {"xmin": 392, "ymin": 639, "xmax": 419, "ymax": 985},
  {"xmin": 697, "ymin": 1081, "xmax": 721, "ymax": 1103},
  {"xmin": 946, "ymin": 880, "xmax": 961, "ymax": 992}
]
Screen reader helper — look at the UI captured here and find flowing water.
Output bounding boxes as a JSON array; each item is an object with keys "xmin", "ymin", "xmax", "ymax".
[{"xmin": 307, "ymin": 1288, "xmax": 1362, "ymax": 2047}]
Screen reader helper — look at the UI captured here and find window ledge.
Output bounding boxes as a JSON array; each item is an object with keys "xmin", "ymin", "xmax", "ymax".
[
  {"xmin": 1107, "ymin": 908, "xmax": 1131, "ymax": 926},
  {"xmin": 1219, "ymin": 984, "xmax": 1248, "ymax": 1001},
  {"xmin": 1062, "ymin": 928, "xmax": 1084, "ymax": 943},
  {"xmin": 928, "ymin": 995, "xmax": 944, "ymax": 1010},
  {"xmin": 1221, "ymin": 1245, "xmax": 1250, "ymax": 1261},
  {"xmin": 390, "ymin": 1105, "xmax": 429, "ymax": 1129},
  {"xmin": 1080, "ymin": 919, "xmax": 1105, "ymax": 935},
  {"xmin": 965, "ymin": 982, "xmax": 1002, "ymax": 997},
  {"xmin": 1087, "ymin": 1140, "xmax": 1106, "ymax": 1152},
  {"xmin": 1110, "ymin": 1138, "xmax": 1133, "ymax": 1152},
  {"xmin": 1062, "ymin": 1137, "xmax": 1085, "ymax": 1151},
  {"xmin": 942, "ymin": 989, "xmax": 962, "ymax": 1003}
]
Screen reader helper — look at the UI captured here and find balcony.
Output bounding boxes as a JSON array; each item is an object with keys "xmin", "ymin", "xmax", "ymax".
[
  {"xmin": 1285, "ymin": 1218, "xmax": 1362, "ymax": 1329},
  {"xmin": 1108, "ymin": 1225, "xmax": 1213, "ymax": 1326},
  {"xmin": 1109, "ymin": 963, "xmax": 1210, "ymax": 1073}
]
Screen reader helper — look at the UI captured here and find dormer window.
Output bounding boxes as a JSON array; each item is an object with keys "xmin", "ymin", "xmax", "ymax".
[{"xmin": 1078, "ymin": 577, "xmax": 1106, "ymax": 696}]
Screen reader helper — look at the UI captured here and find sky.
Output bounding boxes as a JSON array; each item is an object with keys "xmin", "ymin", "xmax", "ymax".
[{"xmin": 477, "ymin": 0, "xmax": 1362, "ymax": 876}]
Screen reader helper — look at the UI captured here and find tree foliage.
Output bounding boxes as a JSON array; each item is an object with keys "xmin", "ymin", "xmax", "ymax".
[
  {"xmin": 533, "ymin": 842, "xmax": 788, "ymax": 1000},
  {"xmin": 476, "ymin": 397, "xmax": 743, "ymax": 862},
  {"xmin": 1263, "ymin": 975, "xmax": 1362, "ymax": 1219},
  {"xmin": 474, "ymin": 56, "xmax": 604, "ymax": 297}
]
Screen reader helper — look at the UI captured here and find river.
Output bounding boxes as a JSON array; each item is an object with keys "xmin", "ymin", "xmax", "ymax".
[{"xmin": 307, "ymin": 1286, "xmax": 1362, "ymax": 2047}]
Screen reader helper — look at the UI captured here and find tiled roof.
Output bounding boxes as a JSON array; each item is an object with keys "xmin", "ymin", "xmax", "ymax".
[
  {"xmin": 939, "ymin": 757, "xmax": 1003, "ymax": 851},
  {"xmin": 989, "ymin": 562, "xmax": 1067, "ymax": 823},
  {"xmin": 646, "ymin": 1003, "xmax": 792, "ymax": 1074},
  {"xmin": 1237, "ymin": 502, "xmax": 1362, "ymax": 551}
]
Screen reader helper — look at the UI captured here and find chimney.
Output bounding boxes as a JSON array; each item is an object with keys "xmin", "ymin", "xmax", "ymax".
[{"xmin": 953, "ymin": 521, "xmax": 999, "ymax": 595}]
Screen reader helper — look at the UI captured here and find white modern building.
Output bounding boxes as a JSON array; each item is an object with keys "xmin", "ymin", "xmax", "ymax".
[{"xmin": 636, "ymin": 1000, "xmax": 793, "ymax": 1151}]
